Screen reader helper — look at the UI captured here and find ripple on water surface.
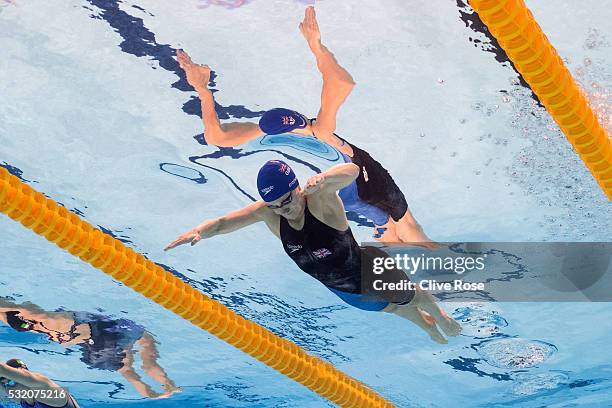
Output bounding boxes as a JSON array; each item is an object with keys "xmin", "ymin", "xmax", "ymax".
[{"xmin": 476, "ymin": 338, "xmax": 557, "ymax": 369}]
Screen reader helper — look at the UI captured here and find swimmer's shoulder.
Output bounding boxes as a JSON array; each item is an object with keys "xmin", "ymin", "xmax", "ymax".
[
  {"xmin": 306, "ymin": 193, "xmax": 349, "ymax": 231},
  {"xmin": 251, "ymin": 201, "xmax": 281, "ymax": 238}
]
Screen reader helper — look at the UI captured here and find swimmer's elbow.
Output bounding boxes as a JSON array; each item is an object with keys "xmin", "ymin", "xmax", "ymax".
[
  {"xmin": 214, "ymin": 215, "xmax": 247, "ymax": 235},
  {"xmin": 204, "ymin": 130, "xmax": 231, "ymax": 147}
]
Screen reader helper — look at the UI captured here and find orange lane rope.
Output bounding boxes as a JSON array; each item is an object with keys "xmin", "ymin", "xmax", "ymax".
[
  {"xmin": 469, "ymin": 0, "xmax": 612, "ymax": 200},
  {"xmin": 0, "ymin": 166, "xmax": 394, "ymax": 408}
]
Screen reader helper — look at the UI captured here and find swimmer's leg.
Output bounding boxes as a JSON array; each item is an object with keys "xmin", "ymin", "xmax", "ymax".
[
  {"xmin": 301, "ymin": 7, "xmax": 355, "ymax": 136},
  {"xmin": 137, "ymin": 332, "xmax": 181, "ymax": 396},
  {"xmin": 409, "ymin": 287, "xmax": 461, "ymax": 337},
  {"xmin": 392, "ymin": 208, "xmax": 442, "ymax": 249},
  {"xmin": 384, "ymin": 302, "xmax": 447, "ymax": 344},
  {"xmin": 176, "ymin": 50, "xmax": 264, "ymax": 147},
  {"xmin": 119, "ymin": 348, "xmax": 158, "ymax": 398}
]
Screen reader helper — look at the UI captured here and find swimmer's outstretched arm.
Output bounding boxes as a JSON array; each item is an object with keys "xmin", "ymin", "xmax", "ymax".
[
  {"xmin": 299, "ymin": 7, "xmax": 355, "ymax": 139},
  {"xmin": 176, "ymin": 50, "xmax": 265, "ymax": 147},
  {"xmin": 0, "ymin": 363, "xmax": 52, "ymax": 389},
  {"xmin": 164, "ymin": 201, "xmax": 272, "ymax": 251}
]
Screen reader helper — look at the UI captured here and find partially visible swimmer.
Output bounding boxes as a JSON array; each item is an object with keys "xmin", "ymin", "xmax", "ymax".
[
  {"xmin": 0, "ymin": 297, "xmax": 180, "ymax": 400},
  {"xmin": 165, "ymin": 160, "xmax": 460, "ymax": 343},
  {"xmin": 0, "ymin": 358, "xmax": 80, "ymax": 408},
  {"xmin": 176, "ymin": 6, "xmax": 438, "ymax": 248}
]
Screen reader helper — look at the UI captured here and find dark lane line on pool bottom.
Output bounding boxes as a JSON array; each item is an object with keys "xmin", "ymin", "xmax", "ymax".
[{"xmin": 83, "ymin": 0, "xmax": 265, "ymax": 121}]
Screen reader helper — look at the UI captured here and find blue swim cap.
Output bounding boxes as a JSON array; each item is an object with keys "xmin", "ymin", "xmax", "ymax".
[
  {"xmin": 258, "ymin": 108, "xmax": 308, "ymax": 135},
  {"xmin": 257, "ymin": 160, "xmax": 299, "ymax": 202}
]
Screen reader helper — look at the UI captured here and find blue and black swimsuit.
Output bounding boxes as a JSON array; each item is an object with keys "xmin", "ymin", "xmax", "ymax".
[
  {"xmin": 338, "ymin": 140, "xmax": 409, "ymax": 224},
  {"xmin": 63, "ymin": 312, "xmax": 145, "ymax": 372},
  {"xmin": 309, "ymin": 119, "xmax": 409, "ymax": 226},
  {"xmin": 280, "ymin": 203, "xmax": 414, "ymax": 311}
]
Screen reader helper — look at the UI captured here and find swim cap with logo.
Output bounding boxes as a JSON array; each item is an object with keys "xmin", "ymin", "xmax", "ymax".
[
  {"xmin": 257, "ymin": 160, "xmax": 299, "ymax": 202},
  {"xmin": 258, "ymin": 108, "xmax": 308, "ymax": 135}
]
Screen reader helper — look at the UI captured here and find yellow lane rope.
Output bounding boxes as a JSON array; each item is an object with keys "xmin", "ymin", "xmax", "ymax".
[
  {"xmin": 0, "ymin": 166, "xmax": 394, "ymax": 408},
  {"xmin": 469, "ymin": 0, "xmax": 612, "ymax": 200}
]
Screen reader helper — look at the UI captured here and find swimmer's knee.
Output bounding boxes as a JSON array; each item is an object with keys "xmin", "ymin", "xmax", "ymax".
[{"xmin": 383, "ymin": 302, "xmax": 419, "ymax": 317}]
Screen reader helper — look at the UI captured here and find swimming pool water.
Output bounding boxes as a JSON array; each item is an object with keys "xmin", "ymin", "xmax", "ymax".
[{"xmin": 1, "ymin": 1, "xmax": 611, "ymax": 407}]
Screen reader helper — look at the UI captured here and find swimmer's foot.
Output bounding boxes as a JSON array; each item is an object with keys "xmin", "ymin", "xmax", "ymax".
[
  {"xmin": 164, "ymin": 384, "xmax": 182, "ymax": 396},
  {"xmin": 426, "ymin": 323, "xmax": 448, "ymax": 344},
  {"xmin": 411, "ymin": 288, "xmax": 461, "ymax": 337},
  {"xmin": 436, "ymin": 313, "xmax": 462, "ymax": 337},
  {"xmin": 385, "ymin": 304, "xmax": 448, "ymax": 344},
  {"xmin": 418, "ymin": 310, "xmax": 450, "ymax": 343},
  {"xmin": 176, "ymin": 49, "xmax": 212, "ymax": 90}
]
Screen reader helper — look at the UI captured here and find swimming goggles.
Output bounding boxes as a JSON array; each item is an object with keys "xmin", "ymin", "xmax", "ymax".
[
  {"xmin": 0, "ymin": 378, "xmax": 17, "ymax": 388},
  {"xmin": 18, "ymin": 321, "xmax": 35, "ymax": 331},
  {"xmin": 267, "ymin": 191, "xmax": 294, "ymax": 210}
]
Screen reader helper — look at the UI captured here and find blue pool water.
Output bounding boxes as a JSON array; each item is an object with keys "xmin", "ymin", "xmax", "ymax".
[{"xmin": 1, "ymin": 1, "xmax": 611, "ymax": 407}]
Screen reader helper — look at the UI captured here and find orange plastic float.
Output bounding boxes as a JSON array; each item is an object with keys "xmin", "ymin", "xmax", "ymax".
[{"xmin": 469, "ymin": 0, "xmax": 612, "ymax": 199}]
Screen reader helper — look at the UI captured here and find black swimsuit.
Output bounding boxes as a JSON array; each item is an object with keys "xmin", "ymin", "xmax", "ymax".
[
  {"xmin": 280, "ymin": 204, "xmax": 362, "ymax": 293},
  {"xmin": 280, "ymin": 203, "xmax": 415, "ymax": 308},
  {"xmin": 343, "ymin": 140, "xmax": 408, "ymax": 222},
  {"xmin": 309, "ymin": 119, "xmax": 409, "ymax": 222}
]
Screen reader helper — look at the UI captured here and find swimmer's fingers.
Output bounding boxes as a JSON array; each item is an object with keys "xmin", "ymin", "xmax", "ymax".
[
  {"xmin": 303, "ymin": 174, "xmax": 325, "ymax": 195},
  {"xmin": 164, "ymin": 231, "xmax": 197, "ymax": 251},
  {"xmin": 190, "ymin": 233, "xmax": 202, "ymax": 246},
  {"xmin": 163, "ymin": 239, "xmax": 183, "ymax": 251}
]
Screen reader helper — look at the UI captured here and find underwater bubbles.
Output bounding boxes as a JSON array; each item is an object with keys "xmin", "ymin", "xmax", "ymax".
[
  {"xmin": 476, "ymin": 338, "xmax": 557, "ymax": 369},
  {"xmin": 511, "ymin": 371, "xmax": 570, "ymax": 396},
  {"xmin": 453, "ymin": 304, "xmax": 508, "ymax": 337}
]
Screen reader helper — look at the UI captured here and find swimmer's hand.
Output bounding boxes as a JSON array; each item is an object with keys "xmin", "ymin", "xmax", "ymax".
[
  {"xmin": 299, "ymin": 6, "xmax": 321, "ymax": 48},
  {"xmin": 303, "ymin": 174, "xmax": 326, "ymax": 195},
  {"xmin": 164, "ymin": 228, "xmax": 202, "ymax": 251},
  {"xmin": 176, "ymin": 49, "xmax": 212, "ymax": 91}
]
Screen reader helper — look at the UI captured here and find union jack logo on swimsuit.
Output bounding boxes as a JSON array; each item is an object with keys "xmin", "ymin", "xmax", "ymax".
[{"xmin": 312, "ymin": 248, "xmax": 332, "ymax": 259}]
